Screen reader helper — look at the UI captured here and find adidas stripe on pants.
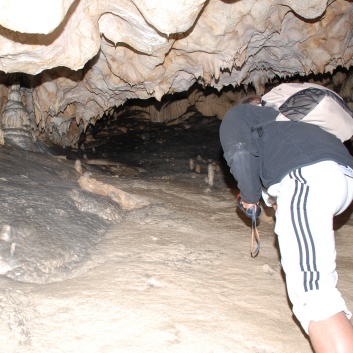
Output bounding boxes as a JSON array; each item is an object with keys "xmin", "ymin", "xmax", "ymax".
[{"xmin": 267, "ymin": 160, "xmax": 353, "ymax": 333}]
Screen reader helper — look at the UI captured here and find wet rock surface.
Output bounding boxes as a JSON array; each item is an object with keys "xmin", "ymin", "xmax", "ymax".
[{"xmin": 0, "ymin": 145, "xmax": 122, "ymax": 283}]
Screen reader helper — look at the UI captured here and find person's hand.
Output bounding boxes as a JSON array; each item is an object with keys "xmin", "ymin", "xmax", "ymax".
[
  {"xmin": 241, "ymin": 201, "xmax": 257, "ymax": 210},
  {"xmin": 236, "ymin": 194, "xmax": 261, "ymax": 219}
]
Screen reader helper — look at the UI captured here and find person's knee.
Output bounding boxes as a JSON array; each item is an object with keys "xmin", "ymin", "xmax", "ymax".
[{"xmin": 286, "ymin": 279, "xmax": 351, "ymax": 334}]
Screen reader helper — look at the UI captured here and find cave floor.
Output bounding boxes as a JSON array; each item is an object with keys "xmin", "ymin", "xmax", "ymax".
[{"xmin": 1, "ymin": 110, "xmax": 353, "ymax": 353}]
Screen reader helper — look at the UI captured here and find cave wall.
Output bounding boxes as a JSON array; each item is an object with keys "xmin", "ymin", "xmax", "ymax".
[{"xmin": 0, "ymin": 0, "xmax": 351, "ymax": 146}]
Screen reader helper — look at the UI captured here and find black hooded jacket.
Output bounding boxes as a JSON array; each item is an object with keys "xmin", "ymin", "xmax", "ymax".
[{"xmin": 219, "ymin": 103, "xmax": 353, "ymax": 203}]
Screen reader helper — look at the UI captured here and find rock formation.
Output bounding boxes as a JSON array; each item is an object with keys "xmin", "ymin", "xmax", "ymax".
[
  {"xmin": 1, "ymin": 84, "xmax": 36, "ymax": 150},
  {"xmin": 0, "ymin": 0, "xmax": 351, "ymax": 147}
]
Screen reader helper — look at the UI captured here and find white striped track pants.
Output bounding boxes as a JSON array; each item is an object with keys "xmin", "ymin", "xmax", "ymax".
[{"xmin": 267, "ymin": 160, "xmax": 353, "ymax": 333}]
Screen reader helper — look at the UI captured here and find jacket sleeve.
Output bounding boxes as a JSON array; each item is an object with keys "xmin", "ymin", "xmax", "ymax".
[{"xmin": 219, "ymin": 104, "xmax": 262, "ymax": 204}]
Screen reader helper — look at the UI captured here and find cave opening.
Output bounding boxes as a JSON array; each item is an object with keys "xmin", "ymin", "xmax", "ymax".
[{"xmin": 78, "ymin": 90, "xmax": 236, "ymax": 193}]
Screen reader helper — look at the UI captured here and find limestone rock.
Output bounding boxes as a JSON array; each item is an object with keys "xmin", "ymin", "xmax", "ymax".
[
  {"xmin": 0, "ymin": 0, "xmax": 350, "ymax": 144},
  {"xmin": 78, "ymin": 175, "xmax": 150, "ymax": 210}
]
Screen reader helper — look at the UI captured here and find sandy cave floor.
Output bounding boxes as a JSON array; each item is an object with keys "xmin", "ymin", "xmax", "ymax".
[{"xmin": 0, "ymin": 109, "xmax": 353, "ymax": 353}]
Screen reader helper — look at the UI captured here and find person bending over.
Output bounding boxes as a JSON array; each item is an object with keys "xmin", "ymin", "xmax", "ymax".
[{"xmin": 219, "ymin": 97, "xmax": 353, "ymax": 353}]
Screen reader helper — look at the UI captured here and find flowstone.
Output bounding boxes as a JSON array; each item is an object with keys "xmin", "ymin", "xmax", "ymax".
[{"xmin": 0, "ymin": 145, "xmax": 127, "ymax": 283}]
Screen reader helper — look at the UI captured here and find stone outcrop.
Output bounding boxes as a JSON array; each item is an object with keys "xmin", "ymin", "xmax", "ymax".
[{"xmin": 0, "ymin": 0, "xmax": 352, "ymax": 146}]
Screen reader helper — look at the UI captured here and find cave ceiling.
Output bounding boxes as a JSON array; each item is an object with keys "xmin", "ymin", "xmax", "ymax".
[{"xmin": 0, "ymin": 0, "xmax": 352, "ymax": 146}]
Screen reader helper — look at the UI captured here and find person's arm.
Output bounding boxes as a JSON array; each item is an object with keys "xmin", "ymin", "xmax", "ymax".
[{"xmin": 220, "ymin": 104, "xmax": 262, "ymax": 204}]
